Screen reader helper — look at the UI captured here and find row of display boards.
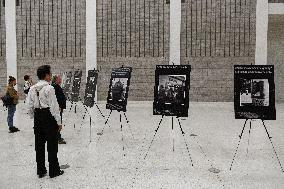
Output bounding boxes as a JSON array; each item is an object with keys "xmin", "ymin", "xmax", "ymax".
[
  {"xmin": 62, "ymin": 65, "xmax": 276, "ymax": 120},
  {"xmin": 61, "ymin": 64, "xmax": 284, "ymax": 173}
]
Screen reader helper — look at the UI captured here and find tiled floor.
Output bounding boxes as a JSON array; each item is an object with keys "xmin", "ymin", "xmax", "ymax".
[{"xmin": 0, "ymin": 102, "xmax": 283, "ymax": 189}]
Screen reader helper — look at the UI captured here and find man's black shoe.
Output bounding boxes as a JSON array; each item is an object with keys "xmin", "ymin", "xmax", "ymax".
[
  {"xmin": 50, "ymin": 170, "xmax": 64, "ymax": 178},
  {"xmin": 58, "ymin": 138, "xmax": 66, "ymax": 144},
  {"xmin": 9, "ymin": 127, "xmax": 19, "ymax": 133},
  {"xmin": 38, "ymin": 174, "xmax": 46, "ymax": 178},
  {"xmin": 9, "ymin": 127, "xmax": 15, "ymax": 133},
  {"xmin": 38, "ymin": 173, "xmax": 47, "ymax": 178},
  {"xmin": 38, "ymin": 170, "xmax": 47, "ymax": 178}
]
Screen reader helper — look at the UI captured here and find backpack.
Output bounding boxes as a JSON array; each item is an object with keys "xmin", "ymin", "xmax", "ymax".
[{"xmin": 1, "ymin": 93, "xmax": 13, "ymax": 107}]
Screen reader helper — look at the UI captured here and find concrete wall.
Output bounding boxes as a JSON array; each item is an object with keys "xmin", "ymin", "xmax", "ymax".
[
  {"xmin": 15, "ymin": 0, "xmax": 86, "ymax": 97},
  {"xmin": 0, "ymin": 1, "xmax": 6, "ymax": 94},
  {"xmin": 180, "ymin": 0, "xmax": 256, "ymax": 102},
  {"xmin": 268, "ymin": 15, "xmax": 284, "ymax": 102},
  {"xmin": 3, "ymin": 0, "xmax": 281, "ymax": 102},
  {"xmin": 96, "ymin": 0, "xmax": 170, "ymax": 101},
  {"xmin": 96, "ymin": 0, "xmax": 257, "ymax": 102}
]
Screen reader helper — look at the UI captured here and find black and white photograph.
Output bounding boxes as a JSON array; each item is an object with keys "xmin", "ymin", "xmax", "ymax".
[
  {"xmin": 70, "ymin": 70, "xmax": 82, "ymax": 102},
  {"xmin": 234, "ymin": 65, "xmax": 276, "ymax": 120},
  {"xmin": 63, "ymin": 71, "xmax": 73, "ymax": 99},
  {"xmin": 109, "ymin": 78, "xmax": 128, "ymax": 102},
  {"xmin": 157, "ymin": 75, "xmax": 186, "ymax": 105},
  {"xmin": 239, "ymin": 79, "xmax": 269, "ymax": 107},
  {"xmin": 153, "ymin": 65, "xmax": 191, "ymax": 117},
  {"xmin": 83, "ymin": 70, "xmax": 98, "ymax": 108},
  {"xmin": 106, "ymin": 67, "xmax": 132, "ymax": 112}
]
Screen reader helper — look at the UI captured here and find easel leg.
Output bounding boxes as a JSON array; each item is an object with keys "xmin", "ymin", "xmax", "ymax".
[
  {"xmin": 120, "ymin": 113, "xmax": 126, "ymax": 157},
  {"xmin": 261, "ymin": 120, "xmax": 284, "ymax": 172},
  {"xmin": 246, "ymin": 120, "xmax": 252, "ymax": 157},
  {"xmin": 89, "ymin": 116, "xmax": 92, "ymax": 143},
  {"xmin": 80, "ymin": 109, "xmax": 88, "ymax": 128},
  {"xmin": 94, "ymin": 102, "xmax": 105, "ymax": 119},
  {"xmin": 72, "ymin": 102, "xmax": 78, "ymax": 128},
  {"xmin": 69, "ymin": 101, "xmax": 74, "ymax": 111},
  {"xmin": 74, "ymin": 103, "xmax": 77, "ymax": 113},
  {"xmin": 97, "ymin": 110, "xmax": 113, "ymax": 142},
  {"xmin": 65, "ymin": 101, "xmax": 72, "ymax": 118},
  {"xmin": 177, "ymin": 118, "xmax": 194, "ymax": 166},
  {"xmin": 230, "ymin": 119, "xmax": 248, "ymax": 171},
  {"xmin": 144, "ymin": 115, "xmax": 164, "ymax": 160},
  {"xmin": 172, "ymin": 117, "xmax": 175, "ymax": 152},
  {"xmin": 105, "ymin": 110, "xmax": 112, "ymax": 125},
  {"xmin": 82, "ymin": 107, "xmax": 87, "ymax": 120},
  {"xmin": 85, "ymin": 105, "xmax": 98, "ymax": 127},
  {"xmin": 123, "ymin": 112, "xmax": 135, "ymax": 140}
]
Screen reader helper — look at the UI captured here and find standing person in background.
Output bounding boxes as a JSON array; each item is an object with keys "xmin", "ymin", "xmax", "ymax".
[
  {"xmin": 52, "ymin": 75, "xmax": 67, "ymax": 144},
  {"xmin": 24, "ymin": 75, "xmax": 33, "ymax": 103},
  {"xmin": 27, "ymin": 65, "xmax": 64, "ymax": 178},
  {"xmin": 6, "ymin": 76, "xmax": 20, "ymax": 133}
]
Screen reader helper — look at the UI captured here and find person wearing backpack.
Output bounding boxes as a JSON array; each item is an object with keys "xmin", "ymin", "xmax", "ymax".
[{"xmin": 6, "ymin": 76, "xmax": 20, "ymax": 133}]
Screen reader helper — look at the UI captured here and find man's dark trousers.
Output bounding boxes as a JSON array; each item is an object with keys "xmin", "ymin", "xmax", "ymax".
[
  {"xmin": 34, "ymin": 108, "xmax": 60, "ymax": 176},
  {"xmin": 58, "ymin": 109, "xmax": 63, "ymax": 140}
]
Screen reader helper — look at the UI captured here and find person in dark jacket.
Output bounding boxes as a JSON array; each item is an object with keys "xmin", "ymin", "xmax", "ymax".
[
  {"xmin": 6, "ymin": 76, "xmax": 20, "ymax": 133},
  {"xmin": 52, "ymin": 75, "xmax": 67, "ymax": 144}
]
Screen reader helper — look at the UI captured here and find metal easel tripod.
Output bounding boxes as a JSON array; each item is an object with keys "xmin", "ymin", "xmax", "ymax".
[
  {"xmin": 230, "ymin": 119, "xmax": 284, "ymax": 172},
  {"xmin": 97, "ymin": 110, "xmax": 135, "ymax": 157},
  {"xmin": 143, "ymin": 115, "xmax": 194, "ymax": 166},
  {"xmin": 81, "ymin": 101, "xmax": 105, "ymax": 122}
]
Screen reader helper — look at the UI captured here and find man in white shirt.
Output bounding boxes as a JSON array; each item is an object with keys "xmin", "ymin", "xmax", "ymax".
[{"xmin": 27, "ymin": 65, "xmax": 64, "ymax": 178}]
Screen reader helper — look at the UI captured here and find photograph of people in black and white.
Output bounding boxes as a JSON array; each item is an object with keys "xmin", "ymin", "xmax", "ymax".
[
  {"xmin": 157, "ymin": 75, "xmax": 186, "ymax": 105},
  {"xmin": 239, "ymin": 78, "xmax": 269, "ymax": 107},
  {"xmin": 70, "ymin": 70, "xmax": 82, "ymax": 102},
  {"xmin": 83, "ymin": 73, "xmax": 98, "ymax": 108},
  {"xmin": 63, "ymin": 72, "xmax": 72, "ymax": 98},
  {"xmin": 85, "ymin": 76, "xmax": 97, "ymax": 97},
  {"xmin": 109, "ymin": 78, "xmax": 128, "ymax": 102}
]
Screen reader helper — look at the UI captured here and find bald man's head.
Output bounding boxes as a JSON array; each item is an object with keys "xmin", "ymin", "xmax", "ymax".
[{"xmin": 52, "ymin": 75, "xmax": 62, "ymax": 85}]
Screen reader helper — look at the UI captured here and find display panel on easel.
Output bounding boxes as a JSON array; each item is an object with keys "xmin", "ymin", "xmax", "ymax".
[
  {"xmin": 63, "ymin": 71, "xmax": 73, "ymax": 99},
  {"xmin": 153, "ymin": 65, "xmax": 191, "ymax": 117},
  {"xmin": 234, "ymin": 65, "xmax": 276, "ymax": 120},
  {"xmin": 83, "ymin": 70, "xmax": 99, "ymax": 108},
  {"xmin": 70, "ymin": 70, "xmax": 83, "ymax": 102},
  {"xmin": 106, "ymin": 67, "xmax": 132, "ymax": 112}
]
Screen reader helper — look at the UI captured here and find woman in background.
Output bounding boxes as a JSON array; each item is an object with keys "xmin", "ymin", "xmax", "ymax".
[{"xmin": 6, "ymin": 76, "xmax": 20, "ymax": 133}]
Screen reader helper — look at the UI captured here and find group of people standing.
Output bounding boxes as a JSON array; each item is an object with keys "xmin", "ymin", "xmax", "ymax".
[{"xmin": 2, "ymin": 65, "xmax": 67, "ymax": 178}]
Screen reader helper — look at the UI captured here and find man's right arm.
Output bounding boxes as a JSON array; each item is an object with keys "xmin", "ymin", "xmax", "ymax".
[{"xmin": 26, "ymin": 88, "xmax": 35, "ymax": 119}]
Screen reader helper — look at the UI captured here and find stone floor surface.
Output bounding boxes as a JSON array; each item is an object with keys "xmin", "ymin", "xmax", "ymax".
[{"xmin": 0, "ymin": 101, "xmax": 283, "ymax": 189}]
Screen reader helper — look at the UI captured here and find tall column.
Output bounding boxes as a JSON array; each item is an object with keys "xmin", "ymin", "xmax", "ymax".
[
  {"xmin": 86, "ymin": 0, "xmax": 97, "ymax": 72},
  {"xmin": 5, "ymin": 0, "xmax": 17, "ymax": 88},
  {"xmin": 169, "ymin": 0, "xmax": 181, "ymax": 65},
  {"xmin": 86, "ymin": 0, "xmax": 97, "ymax": 101},
  {"xmin": 255, "ymin": 0, "xmax": 268, "ymax": 65}
]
